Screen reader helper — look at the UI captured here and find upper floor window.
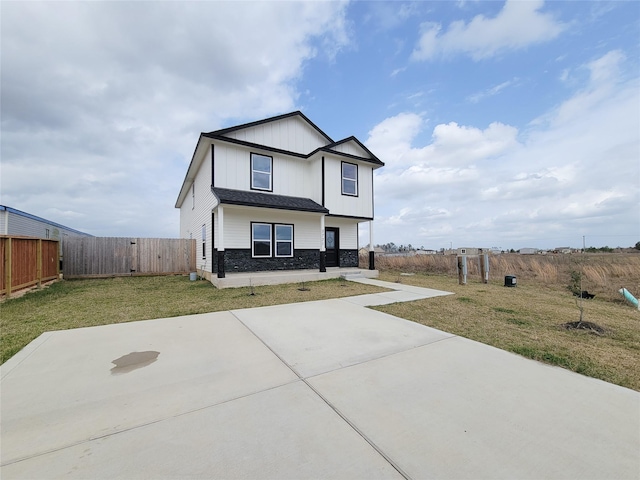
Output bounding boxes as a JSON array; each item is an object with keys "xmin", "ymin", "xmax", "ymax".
[
  {"xmin": 342, "ymin": 162, "xmax": 358, "ymax": 196},
  {"xmin": 251, "ymin": 153, "xmax": 272, "ymax": 191}
]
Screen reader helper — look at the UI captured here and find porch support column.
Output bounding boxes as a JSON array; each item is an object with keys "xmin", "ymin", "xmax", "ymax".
[
  {"xmin": 217, "ymin": 205, "xmax": 225, "ymax": 278},
  {"xmin": 319, "ymin": 214, "xmax": 326, "ymax": 272},
  {"xmin": 368, "ymin": 220, "xmax": 375, "ymax": 270}
]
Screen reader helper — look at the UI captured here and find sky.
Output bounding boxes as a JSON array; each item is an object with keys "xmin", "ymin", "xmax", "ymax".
[{"xmin": 2, "ymin": 1, "xmax": 639, "ymax": 250}]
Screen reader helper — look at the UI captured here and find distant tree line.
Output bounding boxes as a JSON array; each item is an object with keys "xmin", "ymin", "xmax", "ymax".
[
  {"xmin": 375, "ymin": 242, "xmax": 421, "ymax": 253},
  {"xmin": 375, "ymin": 242, "xmax": 640, "ymax": 253}
]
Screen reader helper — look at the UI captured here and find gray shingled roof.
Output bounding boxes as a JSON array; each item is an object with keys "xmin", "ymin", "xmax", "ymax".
[{"xmin": 212, "ymin": 188, "xmax": 329, "ymax": 213}]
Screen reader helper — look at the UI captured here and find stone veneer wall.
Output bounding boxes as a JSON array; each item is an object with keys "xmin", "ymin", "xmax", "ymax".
[
  {"xmin": 221, "ymin": 249, "xmax": 319, "ymax": 273},
  {"xmin": 339, "ymin": 250, "xmax": 359, "ymax": 268},
  {"xmin": 212, "ymin": 248, "xmax": 359, "ymax": 273}
]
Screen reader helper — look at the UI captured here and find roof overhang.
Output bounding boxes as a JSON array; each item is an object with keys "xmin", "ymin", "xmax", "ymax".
[{"xmin": 212, "ymin": 187, "xmax": 329, "ymax": 214}]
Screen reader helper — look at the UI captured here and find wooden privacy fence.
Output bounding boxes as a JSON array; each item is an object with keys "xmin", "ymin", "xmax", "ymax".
[
  {"xmin": 1, "ymin": 236, "xmax": 60, "ymax": 297},
  {"xmin": 62, "ymin": 237, "xmax": 196, "ymax": 278}
]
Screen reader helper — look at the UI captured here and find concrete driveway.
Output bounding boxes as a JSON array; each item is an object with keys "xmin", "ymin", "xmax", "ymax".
[{"xmin": 1, "ymin": 280, "xmax": 638, "ymax": 479}]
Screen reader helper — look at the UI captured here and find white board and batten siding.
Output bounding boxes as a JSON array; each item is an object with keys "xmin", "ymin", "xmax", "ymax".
[
  {"xmin": 323, "ymin": 156, "xmax": 374, "ymax": 219},
  {"xmin": 329, "ymin": 140, "xmax": 370, "ymax": 158},
  {"xmin": 221, "ymin": 116, "xmax": 328, "ymax": 155},
  {"xmin": 214, "ymin": 143, "xmax": 314, "ymax": 200}
]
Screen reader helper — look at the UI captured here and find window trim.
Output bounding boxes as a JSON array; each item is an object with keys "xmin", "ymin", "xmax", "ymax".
[
  {"xmin": 251, "ymin": 222, "xmax": 273, "ymax": 258},
  {"xmin": 251, "ymin": 222, "xmax": 294, "ymax": 258},
  {"xmin": 341, "ymin": 161, "xmax": 358, "ymax": 197},
  {"xmin": 250, "ymin": 153, "xmax": 273, "ymax": 192},
  {"xmin": 274, "ymin": 224, "xmax": 294, "ymax": 258}
]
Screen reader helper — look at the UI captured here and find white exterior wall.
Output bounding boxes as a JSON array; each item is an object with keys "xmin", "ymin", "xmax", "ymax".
[
  {"xmin": 323, "ymin": 156, "xmax": 373, "ymax": 219},
  {"xmin": 214, "ymin": 143, "xmax": 314, "ymax": 199},
  {"xmin": 272, "ymin": 156, "xmax": 310, "ymax": 198},
  {"xmin": 325, "ymin": 217, "xmax": 359, "ymax": 249},
  {"xmin": 304, "ymin": 157, "xmax": 323, "ymax": 205},
  {"xmin": 218, "ymin": 206, "xmax": 323, "ymax": 250},
  {"xmin": 222, "ymin": 116, "xmax": 328, "ymax": 154},
  {"xmin": 177, "ymin": 114, "xmax": 381, "ymax": 275},
  {"xmin": 330, "ymin": 141, "xmax": 369, "ymax": 157},
  {"xmin": 179, "ymin": 145, "xmax": 219, "ymax": 272}
]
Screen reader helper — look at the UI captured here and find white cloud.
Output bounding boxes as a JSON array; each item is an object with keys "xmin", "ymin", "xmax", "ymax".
[
  {"xmin": 411, "ymin": 0, "xmax": 566, "ymax": 61},
  {"xmin": 368, "ymin": 115, "xmax": 520, "ymax": 172},
  {"xmin": 366, "ymin": 50, "xmax": 639, "ymax": 249},
  {"xmin": 1, "ymin": 1, "xmax": 349, "ymax": 236},
  {"xmin": 467, "ymin": 79, "xmax": 517, "ymax": 103}
]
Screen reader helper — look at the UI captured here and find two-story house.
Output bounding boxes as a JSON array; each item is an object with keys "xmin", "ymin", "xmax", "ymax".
[{"xmin": 175, "ymin": 111, "xmax": 384, "ymax": 281}]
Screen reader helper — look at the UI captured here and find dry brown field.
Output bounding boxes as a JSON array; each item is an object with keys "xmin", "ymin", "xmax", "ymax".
[{"xmin": 370, "ymin": 252, "xmax": 640, "ymax": 302}]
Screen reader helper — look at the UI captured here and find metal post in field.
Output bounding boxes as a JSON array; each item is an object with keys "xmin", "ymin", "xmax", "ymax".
[
  {"xmin": 457, "ymin": 255, "xmax": 467, "ymax": 285},
  {"xmin": 480, "ymin": 253, "xmax": 489, "ymax": 284}
]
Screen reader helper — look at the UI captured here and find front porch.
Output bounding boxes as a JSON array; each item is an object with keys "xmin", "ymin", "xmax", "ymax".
[{"xmin": 210, "ymin": 267, "xmax": 378, "ymax": 289}]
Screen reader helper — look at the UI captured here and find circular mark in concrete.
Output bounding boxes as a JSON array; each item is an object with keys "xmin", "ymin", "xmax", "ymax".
[{"xmin": 111, "ymin": 351, "xmax": 160, "ymax": 375}]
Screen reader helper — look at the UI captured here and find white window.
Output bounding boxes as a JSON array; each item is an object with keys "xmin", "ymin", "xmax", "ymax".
[
  {"xmin": 275, "ymin": 224, "xmax": 293, "ymax": 257},
  {"xmin": 45, "ymin": 228, "xmax": 50, "ymax": 239},
  {"xmin": 342, "ymin": 162, "xmax": 358, "ymax": 196},
  {"xmin": 251, "ymin": 153, "xmax": 272, "ymax": 191},
  {"xmin": 201, "ymin": 224, "xmax": 206, "ymax": 258},
  {"xmin": 252, "ymin": 223, "xmax": 272, "ymax": 257}
]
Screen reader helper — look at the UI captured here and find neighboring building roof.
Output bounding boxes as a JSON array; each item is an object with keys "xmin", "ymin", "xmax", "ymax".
[
  {"xmin": 212, "ymin": 188, "xmax": 329, "ymax": 214},
  {"xmin": 0, "ymin": 205, "xmax": 92, "ymax": 237}
]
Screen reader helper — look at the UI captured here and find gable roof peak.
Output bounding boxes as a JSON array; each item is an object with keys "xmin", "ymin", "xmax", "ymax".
[
  {"xmin": 322, "ymin": 136, "xmax": 384, "ymax": 166},
  {"xmin": 206, "ymin": 110, "xmax": 333, "ymax": 144}
]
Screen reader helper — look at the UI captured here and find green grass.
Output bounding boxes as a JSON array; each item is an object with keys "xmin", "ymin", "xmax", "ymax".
[
  {"xmin": 375, "ymin": 272, "xmax": 640, "ymax": 391},
  {"xmin": 0, "ymin": 275, "xmax": 387, "ymax": 364}
]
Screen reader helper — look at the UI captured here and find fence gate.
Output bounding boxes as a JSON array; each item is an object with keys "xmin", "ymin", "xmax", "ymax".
[{"xmin": 62, "ymin": 237, "xmax": 196, "ymax": 278}]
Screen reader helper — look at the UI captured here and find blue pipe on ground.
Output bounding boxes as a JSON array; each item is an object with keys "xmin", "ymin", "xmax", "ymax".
[{"xmin": 618, "ymin": 288, "xmax": 640, "ymax": 310}]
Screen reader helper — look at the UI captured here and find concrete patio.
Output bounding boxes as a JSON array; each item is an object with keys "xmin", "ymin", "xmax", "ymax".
[
  {"xmin": 1, "ymin": 279, "xmax": 638, "ymax": 479},
  {"xmin": 209, "ymin": 267, "xmax": 378, "ymax": 288}
]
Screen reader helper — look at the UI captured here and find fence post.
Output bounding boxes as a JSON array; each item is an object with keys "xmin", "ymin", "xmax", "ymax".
[
  {"xmin": 37, "ymin": 238, "xmax": 43, "ymax": 288},
  {"xmin": 480, "ymin": 254, "xmax": 489, "ymax": 284},
  {"xmin": 5, "ymin": 237, "xmax": 12, "ymax": 298},
  {"xmin": 457, "ymin": 255, "xmax": 467, "ymax": 285}
]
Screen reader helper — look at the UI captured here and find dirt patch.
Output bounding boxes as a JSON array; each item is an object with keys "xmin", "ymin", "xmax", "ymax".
[{"xmin": 562, "ymin": 321, "xmax": 607, "ymax": 335}]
